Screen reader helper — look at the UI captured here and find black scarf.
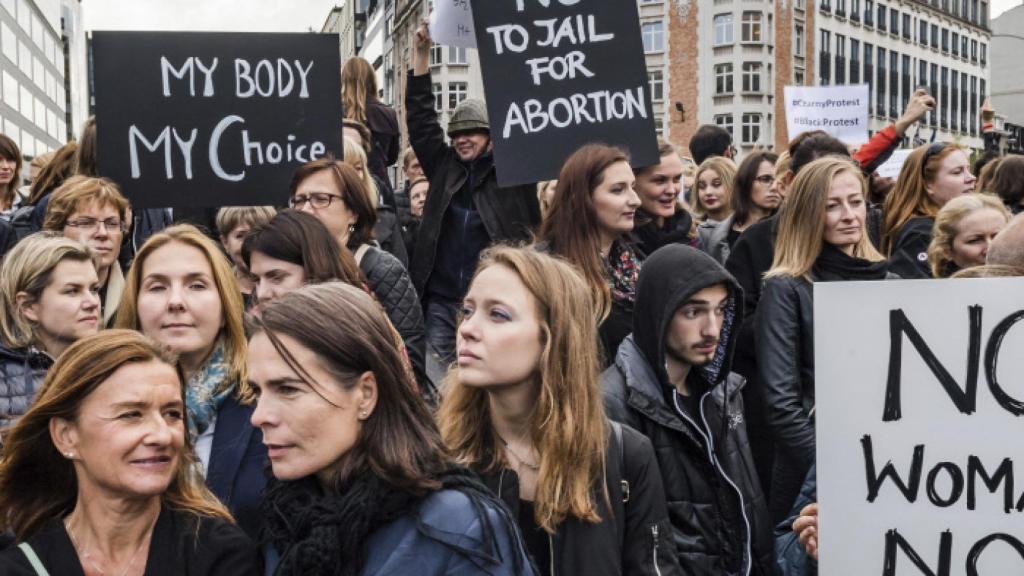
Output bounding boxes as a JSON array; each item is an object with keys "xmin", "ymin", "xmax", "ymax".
[
  {"xmin": 811, "ymin": 243, "xmax": 890, "ymax": 282},
  {"xmin": 634, "ymin": 208, "xmax": 694, "ymax": 253},
  {"xmin": 263, "ymin": 465, "xmax": 522, "ymax": 576}
]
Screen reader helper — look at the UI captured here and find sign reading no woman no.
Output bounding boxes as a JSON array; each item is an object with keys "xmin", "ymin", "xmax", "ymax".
[
  {"xmin": 471, "ymin": 0, "xmax": 658, "ymax": 187},
  {"xmin": 92, "ymin": 32, "xmax": 342, "ymax": 208},
  {"xmin": 816, "ymin": 279, "xmax": 1024, "ymax": 574}
]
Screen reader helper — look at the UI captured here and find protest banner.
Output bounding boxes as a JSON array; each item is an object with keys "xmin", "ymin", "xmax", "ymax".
[
  {"xmin": 875, "ymin": 148, "xmax": 914, "ymax": 180},
  {"xmin": 471, "ymin": 0, "xmax": 659, "ymax": 187},
  {"xmin": 785, "ymin": 84, "xmax": 869, "ymax": 145},
  {"xmin": 92, "ymin": 32, "xmax": 342, "ymax": 209},
  {"xmin": 815, "ymin": 278, "xmax": 1024, "ymax": 574},
  {"xmin": 430, "ymin": 0, "xmax": 476, "ymax": 48}
]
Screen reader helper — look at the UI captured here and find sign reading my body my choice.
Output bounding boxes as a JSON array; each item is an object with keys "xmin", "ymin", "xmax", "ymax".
[
  {"xmin": 92, "ymin": 32, "xmax": 342, "ymax": 209},
  {"xmin": 816, "ymin": 279, "xmax": 1024, "ymax": 574},
  {"xmin": 471, "ymin": 0, "xmax": 659, "ymax": 187}
]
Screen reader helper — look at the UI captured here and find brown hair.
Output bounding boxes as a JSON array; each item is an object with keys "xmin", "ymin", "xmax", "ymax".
[
  {"xmin": 0, "ymin": 330, "xmax": 231, "ymax": 540},
  {"xmin": 538, "ymin": 143, "xmax": 630, "ymax": 321},
  {"xmin": 289, "ymin": 158, "xmax": 377, "ymax": 250},
  {"xmin": 42, "ymin": 176, "xmax": 130, "ymax": 232},
  {"xmin": 927, "ymin": 193, "xmax": 1010, "ymax": 278},
  {"xmin": 439, "ymin": 246, "xmax": 608, "ymax": 533},
  {"xmin": 341, "ymin": 56, "xmax": 378, "ymax": 126},
  {"xmin": 241, "ymin": 210, "xmax": 366, "ymax": 287},
  {"xmin": 733, "ymin": 151, "xmax": 780, "ymax": 227},
  {"xmin": 113, "ymin": 225, "xmax": 248, "ymax": 399},
  {"xmin": 402, "ymin": 147, "xmax": 418, "ymax": 170},
  {"xmin": 214, "ymin": 206, "xmax": 278, "ymax": 238},
  {"xmin": 342, "ymin": 119, "xmax": 372, "ymax": 154},
  {"xmin": 975, "ymin": 156, "xmax": 1003, "ymax": 196},
  {"xmin": 28, "ymin": 142, "xmax": 79, "ymax": 205},
  {"xmin": 75, "ymin": 117, "xmax": 97, "ymax": 177},
  {"xmin": 881, "ymin": 143, "xmax": 965, "ymax": 254},
  {"xmin": 252, "ymin": 282, "xmax": 447, "ymax": 492},
  {"xmin": 989, "ymin": 155, "xmax": 1024, "ymax": 208},
  {"xmin": 0, "ymin": 133, "xmax": 22, "ymax": 211}
]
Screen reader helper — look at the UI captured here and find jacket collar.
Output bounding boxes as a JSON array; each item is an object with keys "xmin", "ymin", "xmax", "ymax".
[{"xmin": 102, "ymin": 262, "xmax": 125, "ymax": 327}]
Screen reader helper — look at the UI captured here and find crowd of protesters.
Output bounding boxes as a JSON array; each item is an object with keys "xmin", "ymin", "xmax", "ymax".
[{"xmin": 0, "ymin": 16, "xmax": 1019, "ymax": 576}]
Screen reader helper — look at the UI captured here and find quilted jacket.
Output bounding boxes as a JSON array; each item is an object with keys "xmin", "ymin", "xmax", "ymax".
[{"xmin": 0, "ymin": 343, "xmax": 53, "ymax": 428}]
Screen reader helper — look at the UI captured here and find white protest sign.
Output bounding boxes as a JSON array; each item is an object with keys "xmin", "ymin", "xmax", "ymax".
[
  {"xmin": 875, "ymin": 148, "xmax": 914, "ymax": 179},
  {"xmin": 429, "ymin": 0, "xmax": 476, "ymax": 48},
  {"xmin": 815, "ymin": 278, "xmax": 1024, "ymax": 575},
  {"xmin": 785, "ymin": 84, "xmax": 869, "ymax": 145}
]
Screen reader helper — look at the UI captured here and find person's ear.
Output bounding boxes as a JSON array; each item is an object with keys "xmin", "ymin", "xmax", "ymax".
[
  {"xmin": 50, "ymin": 417, "xmax": 80, "ymax": 461},
  {"xmin": 354, "ymin": 371, "xmax": 378, "ymax": 421},
  {"xmin": 16, "ymin": 292, "xmax": 39, "ymax": 324}
]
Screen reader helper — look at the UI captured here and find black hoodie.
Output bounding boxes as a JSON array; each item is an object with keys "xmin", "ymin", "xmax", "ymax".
[{"xmin": 602, "ymin": 245, "xmax": 773, "ymax": 576}]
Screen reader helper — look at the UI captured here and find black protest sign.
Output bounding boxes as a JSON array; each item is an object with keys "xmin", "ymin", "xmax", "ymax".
[
  {"xmin": 470, "ymin": 0, "xmax": 659, "ymax": 187},
  {"xmin": 92, "ymin": 32, "xmax": 342, "ymax": 209}
]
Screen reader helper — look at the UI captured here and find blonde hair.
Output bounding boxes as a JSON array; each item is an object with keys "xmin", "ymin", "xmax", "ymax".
[
  {"xmin": 113, "ymin": 225, "xmax": 249, "ymax": 400},
  {"xmin": 214, "ymin": 206, "xmax": 277, "ymax": 237},
  {"xmin": 0, "ymin": 233, "xmax": 97, "ymax": 350},
  {"xmin": 439, "ymin": 246, "xmax": 608, "ymax": 533},
  {"xmin": 343, "ymin": 136, "xmax": 379, "ymax": 209},
  {"xmin": 341, "ymin": 56, "xmax": 378, "ymax": 126},
  {"xmin": 42, "ymin": 176, "xmax": 130, "ymax": 232},
  {"xmin": 0, "ymin": 330, "xmax": 231, "ymax": 540},
  {"xmin": 881, "ymin": 143, "xmax": 965, "ymax": 255},
  {"xmin": 927, "ymin": 193, "xmax": 1010, "ymax": 278},
  {"xmin": 767, "ymin": 157, "xmax": 883, "ymax": 279},
  {"xmin": 536, "ymin": 180, "xmax": 557, "ymax": 218},
  {"xmin": 692, "ymin": 156, "xmax": 737, "ymax": 220}
]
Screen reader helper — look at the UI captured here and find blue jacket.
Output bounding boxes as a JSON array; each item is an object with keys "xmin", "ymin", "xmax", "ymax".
[
  {"xmin": 775, "ymin": 464, "xmax": 817, "ymax": 576},
  {"xmin": 206, "ymin": 394, "xmax": 267, "ymax": 541},
  {"xmin": 266, "ymin": 489, "xmax": 535, "ymax": 576}
]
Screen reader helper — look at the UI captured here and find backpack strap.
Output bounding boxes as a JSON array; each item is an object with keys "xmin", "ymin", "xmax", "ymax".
[
  {"xmin": 612, "ymin": 421, "xmax": 629, "ymax": 503},
  {"xmin": 354, "ymin": 243, "xmax": 372, "ymax": 266},
  {"xmin": 18, "ymin": 542, "xmax": 50, "ymax": 575}
]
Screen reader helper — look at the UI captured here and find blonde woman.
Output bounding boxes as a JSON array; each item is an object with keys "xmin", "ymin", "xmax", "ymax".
[
  {"xmin": 440, "ymin": 246, "xmax": 680, "ymax": 575},
  {"xmin": 692, "ymin": 156, "xmax": 737, "ymax": 225},
  {"xmin": 755, "ymin": 157, "xmax": 890, "ymax": 522},
  {"xmin": 342, "ymin": 56, "xmax": 399, "ymax": 184},
  {"xmin": 928, "ymin": 193, "xmax": 1010, "ymax": 278}
]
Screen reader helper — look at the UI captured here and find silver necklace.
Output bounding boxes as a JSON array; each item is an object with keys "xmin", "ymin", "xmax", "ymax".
[
  {"xmin": 65, "ymin": 516, "xmax": 152, "ymax": 576},
  {"xmin": 496, "ymin": 432, "xmax": 540, "ymax": 471}
]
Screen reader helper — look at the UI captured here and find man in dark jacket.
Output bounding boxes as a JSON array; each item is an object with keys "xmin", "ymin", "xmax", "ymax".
[
  {"xmin": 602, "ymin": 244, "xmax": 773, "ymax": 576},
  {"xmin": 407, "ymin": 21, "xmax": 540, "ymax": 365}
]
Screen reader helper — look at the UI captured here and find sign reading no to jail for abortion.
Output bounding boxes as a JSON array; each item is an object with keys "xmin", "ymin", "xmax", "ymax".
[
  {"xmin": 92, "ymin": 32, "xmax": 342, "ymax": 209},
  {"xmin": 815, "ymin": 278, "xmax": 1024, "ymax": 575},
  {"xmin": 471, "ymin": 0, "xmax": 659, "ymax": 187}
]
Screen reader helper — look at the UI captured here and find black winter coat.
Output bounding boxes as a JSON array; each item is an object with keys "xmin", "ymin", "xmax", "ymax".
[
  {"xmin": 887, "ymin": 216, "xmax": 934, "ymax": 279},
  {"xmin": 0, "ymin": 344, "xmax": 53, "ymax": 428},
  {"xmin": 405, "ymin": 71, "xmax": 540, "ymax": 296},
  {"xmin": 602, "ymin": 245, "xmax": 774, "ymax": 576},
  {"xmin": 481, "ymin": 423, "xmax": 682, "ymax": 576},
  {"xmin": 365, "ymin": 99, "xmax": 400, "ymax": 186}
]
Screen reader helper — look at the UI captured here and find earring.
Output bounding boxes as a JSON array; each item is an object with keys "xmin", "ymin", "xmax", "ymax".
[
  {"xmin": 359, "ymin": 410, "xmax": 368, "ymax": 419},
  {"xmin": 348, "ymin": 223, "xmax": 356, "ymax": 234},
  {"xmin": 65, "ymin": 452, "xmax": 74, "ymax": 459}
]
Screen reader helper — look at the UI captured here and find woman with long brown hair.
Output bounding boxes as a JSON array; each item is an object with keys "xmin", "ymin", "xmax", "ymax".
[
  {"xmin": 881, "ymin": 142, "xmax": 977, "ymax": 278},
  {"xmin": 342, "ymin": 56, "xmax": 399, "ymax": 185},
  {"xmin": 0, "ymin": 133, "xmax": 22, "ymax": 214},
  {"xmin": 538, "ymin": 143, "xmax": 642, "ymax": 363},
  {"xmin": 440, "ymin": 246, "xmax": 679, "ymax": 576},
  {"xmin": 0, "ymin": 330, "xmax": 259, "ymax": 574},
  {"xmin": 698, "ymin": 151, "xmax": 779, "ymax": 265},
  {"xmin": 252, "ymin": 282, "xmax": 531, "ymax": 575}
]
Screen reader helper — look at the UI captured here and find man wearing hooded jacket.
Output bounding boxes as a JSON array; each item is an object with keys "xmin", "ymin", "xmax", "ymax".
[{"xmin": 602, "ymin": 244, "xmax": 773, "ymax": 576}]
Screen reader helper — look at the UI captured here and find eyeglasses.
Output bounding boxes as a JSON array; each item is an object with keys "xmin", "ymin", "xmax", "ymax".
[
  {"xmin": 65, "ymin": 218, "xmax": 126, "ymax": 234},
  {"xmin": 921, "ymin": 142, "xmax": 948, "ymax": 175},
  {"xmin": 289, "ymin": 192, "xmax": 344, "ymax": 210},
  {"xmin": 754, "ymin": 174, "xmax": 775, "ymax": 184}
]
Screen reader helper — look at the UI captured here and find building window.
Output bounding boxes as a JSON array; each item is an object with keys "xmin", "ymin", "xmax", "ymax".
[
  {"xmin": 971, "ymin": 39, "xmax": 977, "ymax": 62},
  {"xmin": 448, "ymin": 46, "xmax": 467, "ymax": 65},
  {"xmin": 876, "ymin": 46, "xmax": 886, "ymax": 115},
  {"xmin": 648, "ymin": 69, "xmax": 664, "ymax": 101},
  {"xmin": 941, "ymin": 29, "xmax": 949, "ymax": 53},
  {"xmin": 742, "ymin": 113, "xmax": 762, "ymax": 145},
  {"xmin": 952, "ymin": 31, "xmax": 959, "ymax": 56},
  {"xmin": 795, "ymin": 69, "xmax": 805, "ymax": 84},
  {"xmin": 794, "ymin": 24, "xmax": 805, "ymax": 56},
  {"xmin": 429, "ymin": 44, "xmax": 443, "ymax": 67},
  {"xmin": 981, "ymin": 43, "xmax": 987, "ymax": 66},
  {"xmin": 890, "ymin": 9, "xmax": 898, "ymax": 33},
  {"xmin": 820, "ymin": 29, "xmax": 831, "ymax": 85},
  {"xmin": 432, "ymin": 82, "xmax": 443, "ymax": 112},
  {"xmin": 654, "ymin": 116, "xmax": 664, "ymax": 136},
  {"xmin": 715, "ymin": 114, "xmax": 734, "ymax": 139},
  {"xmin": 715, "ymin": 63, "xmax": 734, "ymax": 94},
  {"xmin": 835, "ymin": 34, "xmax": 847, "ymax": 84},
  {"xmin": 951, "ymin": 71, "xmax": 959, "ymax": 132},
  {"xmin": 850, "ymin": 38, "xmax": 861, "ymax": 84},
  {"xmin": 889, "ymin": 51, "xmax": 898, "ymax": 117},
  {"xmin": 448, "ymin": 82, "xmax": 467, "ymax": 110},
  {"xmin": 852, "ymin": 0, "xmax": 861, "ymax": 20},
  {"xmin": 742, "ymin": 12, "xmax": 762, "ymax": 43},
  {"xmin": 962, "ymin": 36, "xmax": 968, "ymax": 56},
  {"xmin": 877, "ymin": 4, "xmax": 886, "ymax": 31},
  {"xmin": 865, "ymin": 0, "xmax": 874, "ymax": 25},
  {"xmin": 642, "ymin": 21, "xmax": 665, "ymax": 52},
  {"xmin": 865, "ymin": 42, "xmax": 874, "ymax": 113},
  {"xmin": 742, "ymin": 62, "xmax": 762, "ymax": 92},
  {"xmin": 902, "ymin": 13, "xmax": 911, "ymax": 39},
  {"xmin": 919, "ymin": 20, "xmax": 927, "ymax": 45},
  {"xmin": 714, "ymin": 14, "xmax": 734, "ymax": 45},
  {"xmin": 930, "ymin": 24, "xmax": 938, "ymax": 49}
]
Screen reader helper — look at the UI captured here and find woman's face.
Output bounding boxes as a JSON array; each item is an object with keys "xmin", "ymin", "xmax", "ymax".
[
  {"xmin": 750, "ymin": 160, "xmax": 781, "ymax": 212},
  {"xmin": 61, "ymin": 201, "xmax": 123, "ymax": 274},
  {"xmin": 822, "ymin": 171, "xmax": 867, "ymax": 253},
  {"xmin": 292, "ymin": 169, "xmax": 359, "ymax": 245},
  {"xmin": 591, "ymin": 161, "xmax": 640, "ymax": 239},
  {"xmin": 457, "ymin": 264, "xmax": 543, "ymax": 389},
  {"xmin": 54, "ymin": 360, "xmax": 185, "ymax": 501},
  {"xmin": 541, "ymin": 180, "xmax": 558, "ymax": 207},
  {"xmin": 22, "ymin": 259, "xmax": 100, "ymax": 352},
  {"xmin": 697, "ymin": 169, "xmax": 730, "ymax": 218},
  {"xmin": 220, "ymin": 224, "xmax": 251, "ymax": 271},
  {"xmin": 136, "ymin": 242, "xmax": 224, "ymax": 370},
  {"xmin": 635, "ymin": 153, "xmax": 684, "ymax": 219},
  {"xmin": 0, "ymin": 156, "xmax": 15, "ymax": 186},
  {"xmin": 409, "ymin": 182, "xmax": 429, "ymax": 218},
  {"xmin": 347, "ymin": 157, "xmax": 366, "ymax": 181},
  {"xmin": 249, "ymin": 251, "xmax": 306, "ymax": 310},
  {"xmin": 926, "ymin": 149, "xmax": 976, "ymax": 208},
  {"xmin": 951, "ymin": 208, "xmax": 1008, "ymax": 270},
  {"xmin": 249, "ymin": 331, "xmax": 376, "ymax": 485}
]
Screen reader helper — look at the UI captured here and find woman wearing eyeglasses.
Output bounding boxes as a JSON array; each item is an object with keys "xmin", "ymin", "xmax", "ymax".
[
  {"xmin": 42, "ymin": 176, "xmax": 130, "ymax": 327},
  {"xmin": 288, "ymin": 159, "xmax": 428, "ymax": 395},
  {"xmin": 881, "ymin": 142, "xmax": 977, "ymax": 279},
  {"xmin": 698, "ymin": 151, "xmax": 779, "ymax": 266}
]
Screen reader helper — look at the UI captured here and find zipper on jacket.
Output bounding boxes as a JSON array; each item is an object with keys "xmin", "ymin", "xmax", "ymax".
[
  {"xmin": 673, "ymin": 391, "xmax": 753, "ymax": 576},
  {"xmin": 652, "ymin": 523, "xmax": 663, "ymax": 576}
]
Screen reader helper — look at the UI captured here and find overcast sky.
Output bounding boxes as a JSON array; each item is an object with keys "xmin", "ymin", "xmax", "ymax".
[{"xmin": 81, "ymin": 0, "xmax": 1024, "ymax": 32}]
